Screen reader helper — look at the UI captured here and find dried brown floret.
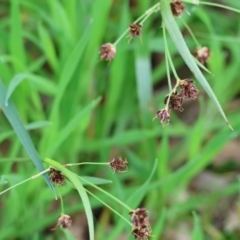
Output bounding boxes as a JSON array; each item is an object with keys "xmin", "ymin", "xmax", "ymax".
[
  {"xmin": 109, "ymin": 157, "xmax": 128, "ymax": 173},
  {"xmin": 129, "ymin": 23, "xmax": 142, "ymax": 38},
  {"xmin": 195, "ymin": 46, "xmax": 210, "ymax": 64},
  {"xmin": 49, "ymin": 167, "xmax": 65, "ymax": 185},
  {"xmin": 99, "ymin": 43, "xmax": 116, "ymax": 61},
  {"xmin": 164, "ymin": 92, "xmax": 184, "ymax": 112},
  {"xmin": 52, "ymin": 214, "xmax": 72, "ymax": 230},
  {"xmin": 154, "ymin": 109, "xmax": 170, "ymax": 126},
  {"xmin": 179, "ymin": 79, "xmax": 199, "ymax": 100},
  {"xmin": 132, "ymin": 227, "xmax": 151, "ymax": 240},
  {"xmin": 170, "ymin": 0, "xmax": 185, "ymax": 17},
  {"xmin": 130, "ymin": 208, "xmax": 151, "ymax": 240}
]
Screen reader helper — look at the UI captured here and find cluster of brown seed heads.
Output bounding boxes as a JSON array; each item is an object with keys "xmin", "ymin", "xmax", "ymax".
[
  {"xmin": 130, "ymin": 208, "xmax": 152, "ymax": 240},
  {"xmin": 154, "ymin": 79, "xmax": 199, "ymax": 126}
]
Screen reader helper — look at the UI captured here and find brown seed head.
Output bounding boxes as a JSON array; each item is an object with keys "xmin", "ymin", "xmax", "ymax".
[
  {"xmin": 164, "ymin": 92, "xmax": 184, "ymax": 112},
  {"xmin": 170, "ymin": 0, "xmax": 185, "ymax": 17},
  {"xmin": 132, "ymin": 227, "xmax": 151, "ymax": 240},
  {"xmin": 99, "ymin": 43, "xmax": 116, "ymax": 61},
  {"xmin": 195, "ymin": 46, "xmax": 210, "ymax": 64},
  {"xmin": 179, "ymin": 79, "xmax": 199, "ymax": 100},
  {"xmin": 130, "ymin": 208, "xmax": 151, "ymax": 240},
  {"xmin": 154, "ymin": 109, "xmax": 170, "ymax": 126},
  {"xmin": 109, "ymin": 157, "xmax": 128, "ymax": 173},
  {"xmin": 52, "ymin": 214, "xmax": 72, "ymax": 230},
  {"xmin": 49, "ymin": 168, "xmax": 65, "ymax": 185},
  {"xmin": 129, "ymin": 23, "xmax": 142, "ymax": 38}
]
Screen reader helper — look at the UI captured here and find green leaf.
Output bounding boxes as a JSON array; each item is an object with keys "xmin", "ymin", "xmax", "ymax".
[
  {"xmin": 5, "ymin": 73, "xmax": 57, "ymax": 105},
  {"xmin": 160, "ymin": 0, "xmax": 232, "ymax": 130},
  {"xmin": 0, "ymin": 79, "xmax": 55, "ymax": 196},
  {"xmin": 44, "ymin": 158, "xmax": 94, "ymax": 240},
  {"xmin": 191, "ymin": 212, "xmax": 204, "ymax": 240}
]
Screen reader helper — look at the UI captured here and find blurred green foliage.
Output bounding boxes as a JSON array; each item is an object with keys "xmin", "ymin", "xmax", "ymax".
[{"xmin": 1, "ymin": 0, "xmax": 240, "ymax": 239}]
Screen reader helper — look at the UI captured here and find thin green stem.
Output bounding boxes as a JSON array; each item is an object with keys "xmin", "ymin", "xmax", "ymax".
[
  {"xmin": 65, "ymin": 162, "xmax": 109, "ymax": 167},
  {"xmin": 78, "ymin": 175, "xmax": 132, "ymax": 212},
  {"xmin": 57, "ymin": 188, "xmax": 64, "ymax": 213},
  {"xmin": 113, "ymin": 3, "xmax": 160, "ymax": 45},
  {"xmin": 200, "ymin": 1, "xmax": 240, "ymax": 14},
  {"xmin": 162, "ymin": 23, "xmax": 180, "ymax": 80},
  {"xmin": 86, "ymin": 189, "xmax": 132, "ymax": 226},
  {"xmin": 181, "ymin": 18, "xmax": 201, "ymax": 47},
  {"xmin": 0, "ymin": 168, "xmax": 50, "ymax": 196}
]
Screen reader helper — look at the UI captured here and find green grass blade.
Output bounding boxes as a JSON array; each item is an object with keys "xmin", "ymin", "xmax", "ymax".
[
  {"xmin": 38, "ymin": 23, "xmax": 59, "ymax": 73},
  {"xmin": 0, "ymin": 79, "xmax": 55, "ymax": 196},
  {"xmin": 191, "ymin": 212, "xmax": 204, "ymax": 240},
  {"xmin": 5, "ymin": 73, "xmax": 57, "ymax": 105},
  {"xmin": 44, "ymin": 158, "xmax": 94, "ymax": 240},
  {"xmin": 43, "ymin": 96, "xmax": 101, "ymax": 156},
  {"xmin": 160, "ymin": 0, "xmax": 232, "ymax": 129},
  {"xmin": 10, "ymin": 0, "xmax": 26, "ymax": 71}
]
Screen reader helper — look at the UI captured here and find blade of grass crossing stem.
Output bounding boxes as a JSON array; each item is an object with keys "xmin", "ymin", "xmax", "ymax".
[
  {"xmin": 109, "ymin": 159, "xmax": 158, "ymax": 239},
  {"xmin": 191, "ymin": 212, "xmax": 204, "ymax": 240},
  {"xmin": 0, "ymin": 79, "xmax": 55, "ymax": 196},
  {"xmin": 44, "ymin": 158, "xmax": 94, "ymax": 240},
  {"xmin": 160, "ymin": 0, "xmax": 232, "ymax": 130}
]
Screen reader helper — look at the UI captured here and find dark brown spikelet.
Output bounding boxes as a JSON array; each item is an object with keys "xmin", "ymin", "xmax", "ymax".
[
  {"xmin": 179, "ymin": 79, "xmax": 199, "ymax": 100},
  {"xmin": 52, "ymin": 214, "xmax": 72, "ymax": 230},
  {"xmin": 170, "ymin": 0, "xmax": 185, "ymax": 17},
  {"xmin": 49, "ymin": 168, "xmax": 65, "ymax": 185},
  {"xmin": 154, "ymin": 109, "xmax": 170, "ymax": 126},
  {"xmin": 99, "ymin": 43, "xmax": 116, "ymax": 61},
  {"xmin": 109, "ymin": 157, "xmax": 128, "ymax": 173},
  {"xmin": 164, "ymin": 92, "xmax": 184, "ymax": 112},
  {"xmin": 129, "ymin": 23, "xmax": 142, "ymax": 38},
  {"xmin": 130, "ymin": 208, "xmax": 151, "ymax": 240},
  {"xmin": 195, "ymin": 46, "xmax": 210, "ymax": 64}
]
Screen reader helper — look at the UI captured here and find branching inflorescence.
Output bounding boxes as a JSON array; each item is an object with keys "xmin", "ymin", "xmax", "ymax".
[{"xmin": 99, "ymin": 0, "xmax": 211, "ymax": 131}]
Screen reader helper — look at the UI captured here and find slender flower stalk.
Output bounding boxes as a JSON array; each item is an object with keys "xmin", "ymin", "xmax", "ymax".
[
  {"xmin": 0, "ymin": 168, "xmax": 50, "ymax": 196},
  {"xmin": 64, "ymin": 162, "xmax": 109, "ymax": 167},
  {"xmin": 86, "ymin": 189, "xmax": 132, "ymax": 226},
  {"xmin": 199, "ymin": 1, "xmax": 240, "ymax": 14},
  {"xmin": 78, "ymin": 175, "xmax": 132, "ymax": 212},
  {"xmin": 181, "ymin": 18, "xmax": 201, "ymax": 47},
  {"xmin": 114, "ymin": 3, "xmax": 160, "ymax": 45}
]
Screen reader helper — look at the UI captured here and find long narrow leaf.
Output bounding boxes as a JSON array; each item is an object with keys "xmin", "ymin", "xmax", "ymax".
[
  {"xmin": 44, "ymin": 158, "xmax": 94, "ymax": 240},
  {"xmin": 0, "ymin": 79, "xmax": 55, "ymax": 196},
  {"xmin": 160, "ymin": 0, "xmax": 232, "ymax": 129}
]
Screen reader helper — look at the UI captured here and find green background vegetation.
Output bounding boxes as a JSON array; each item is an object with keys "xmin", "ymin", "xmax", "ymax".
[{"xmin": 1, "ymin": 0, "xmax": 240, "ymax": 239}]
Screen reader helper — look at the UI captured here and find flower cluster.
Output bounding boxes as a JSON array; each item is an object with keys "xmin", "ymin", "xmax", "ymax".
[
  {"xmin": 49, "ymin": 168, "xmax": 65, "ymax": 185},
  {"xmin": 194, "ymin": 46, "xmax": 210, "ymax": 64},
  {"xmin": 109, "ymin": 156, "xmax": 128, "ymax": 173},
  {"xmin": 99, "ymin": 43, "xmax": 116, "ymax": 61},
  {"xmin": 130, "ymin": 208, "xmax": 151, "ymax": 240},
  {"xmin": 52, "ymin": 214, "xmax": 72, "ymax": 230},
  {"xmin": 154, "ymin": 79, "xmax": 199, "ymax": 126},
  {"xmin": 170, "ymin": 0, "xmax": 185, "ymax": 17}
]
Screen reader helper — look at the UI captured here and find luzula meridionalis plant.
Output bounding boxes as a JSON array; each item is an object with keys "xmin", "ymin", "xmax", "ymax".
[
  {"xmin": 1, "ymin": 157, "xmax": 149, "ymax": 239},
  {"xmin": 1, "ymin": 1, "xmax": 240, "ymax": 240},
  {"xmin": 100, "ymin": 0, "xmax": 239, "ymax": 130}
]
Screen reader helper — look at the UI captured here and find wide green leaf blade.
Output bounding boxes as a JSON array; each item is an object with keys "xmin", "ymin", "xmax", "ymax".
[
  {"xmin": 0, "ymin": 79, "xmax": 55, "ymax": 196},
  {"xmin": 160, "ymin": 0, "xmax": 232, "ymax": 129}
]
